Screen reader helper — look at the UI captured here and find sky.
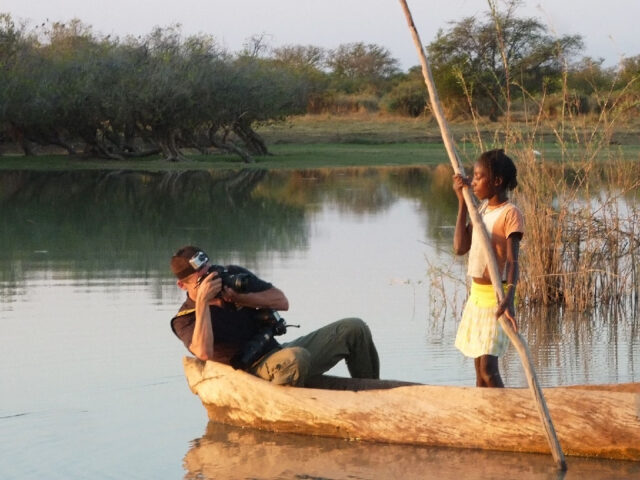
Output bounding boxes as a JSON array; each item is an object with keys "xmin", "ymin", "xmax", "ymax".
[{"xmin": 2, "ymin": 0, "xmax": 638, "ymax": 70}]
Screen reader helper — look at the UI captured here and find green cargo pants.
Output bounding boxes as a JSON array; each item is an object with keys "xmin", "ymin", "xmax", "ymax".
[{"xmin": 249, "ymin": 317, "xmax": 380, "ymax": 386}]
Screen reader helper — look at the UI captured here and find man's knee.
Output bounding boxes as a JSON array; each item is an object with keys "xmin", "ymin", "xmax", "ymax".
[
  {"xmin": 264, "ymin": 346, "xmax": 311, "ymax": 386},
  {"xmin": 338, "ymin": 317, "xmax": 373, "ymax": 342},
  {"xmin": 337, "ymin": 317, "xmax": 367, "ymax": 332},
  {"xmin": 281, "ymin": 346, "xmax": 311, "ymax": 370}
]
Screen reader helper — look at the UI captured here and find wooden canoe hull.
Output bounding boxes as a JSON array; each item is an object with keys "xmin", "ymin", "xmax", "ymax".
[{"xmin": 183, "ymin": 357, "xmax": 640, "ymax": 461}]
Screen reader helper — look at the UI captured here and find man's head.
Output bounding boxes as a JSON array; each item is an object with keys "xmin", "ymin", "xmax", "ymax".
[{"xmin": 170, "ymin": 245, "xmax": 210, "ymax": 281}]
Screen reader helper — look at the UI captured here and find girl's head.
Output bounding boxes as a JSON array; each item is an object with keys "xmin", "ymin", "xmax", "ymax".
[{"xmin": 472, "ymin": 149, "xmax": 517, "ymax": 200}]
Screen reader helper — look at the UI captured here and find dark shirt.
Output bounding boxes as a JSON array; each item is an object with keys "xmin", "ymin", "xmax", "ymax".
[{"xmin": 170, "ymin": 265, "xmax": 280, "ymax": 364}]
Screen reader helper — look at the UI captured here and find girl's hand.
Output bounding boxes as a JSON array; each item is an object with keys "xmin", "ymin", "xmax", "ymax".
[
  {"xmin": 496, "ymin": 297, "xmax": 518, "ymax": 333},
  {"xmin": 452, "ymin": 174, "xmax": 470, "ymax": 201}
]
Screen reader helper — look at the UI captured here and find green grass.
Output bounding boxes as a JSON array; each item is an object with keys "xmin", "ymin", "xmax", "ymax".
[
  {"xmin": 241, "ymin": 143, "xmax": 452, "ymax": 169},
  {"xmin": 0, "ymin": 144, "xmax": 449, "ymax": 171},
  {"xmin": 1, "ymin": 114, "xmax": 639, "ymax": 171},
  {"xmin": 1, "ymin": 141, "xmax": 638, "ymax": 172}
]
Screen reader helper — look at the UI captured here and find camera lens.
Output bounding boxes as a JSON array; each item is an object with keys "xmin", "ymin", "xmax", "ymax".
[{"xmin": 227, "ymin": 274, "xmax": 250, "ymax": 292}]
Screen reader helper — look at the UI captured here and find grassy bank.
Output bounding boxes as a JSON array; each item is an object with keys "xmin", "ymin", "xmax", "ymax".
[
  {"xmin": 2, "ymin": 141, "xmax": 638, "ymax": 172},
  {"xmin": 0, "ymin": 143, "xmax": 451, "ymax": 172},
  {"xmin": 1, "ymin": 114, "xmax": 639, "ymax": 171}
]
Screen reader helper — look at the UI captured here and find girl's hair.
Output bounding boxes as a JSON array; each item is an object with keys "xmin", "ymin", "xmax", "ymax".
[{"xmin": 477, "ymin": 149, "xmax": 518, "ymax": 191}]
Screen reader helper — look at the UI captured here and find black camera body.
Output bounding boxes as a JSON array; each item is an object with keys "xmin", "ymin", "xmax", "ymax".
[
  {"xmin": 197, "ymin": 264, "xmax": 251, "ymax": 293},
  {"xmin": 230, "ymin": 310, "xmax": 288, "ymax": 371}
]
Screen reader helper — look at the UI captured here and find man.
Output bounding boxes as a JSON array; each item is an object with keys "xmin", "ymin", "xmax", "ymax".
[{"xmin": 170, "ymin": 245, "xmax": 380, "ymax": 386}]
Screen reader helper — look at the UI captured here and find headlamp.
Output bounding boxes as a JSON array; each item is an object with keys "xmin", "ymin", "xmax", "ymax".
[{"xmin": 189, "ymin": 251, "xmax": 209, "ymax": 270}]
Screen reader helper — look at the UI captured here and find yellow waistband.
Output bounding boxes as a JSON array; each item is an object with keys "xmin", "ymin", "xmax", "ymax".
[
  {"xmin": 469, "ymin": 281, "xmax": 502, "ymax": 308},
  {"xmin": 469, "ymin": 281, "xmax": 516, "ymax": 308}
]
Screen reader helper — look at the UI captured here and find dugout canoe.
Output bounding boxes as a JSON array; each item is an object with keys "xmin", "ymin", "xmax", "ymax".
[{"xmin": 182, "ymin": 357, "xmax": 640, "ymax": 461}]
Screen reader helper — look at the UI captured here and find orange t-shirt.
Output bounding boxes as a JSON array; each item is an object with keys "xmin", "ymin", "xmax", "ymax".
[{"xmin": 467, "ymin": 200, "xmax": 524, "ymax": 281}]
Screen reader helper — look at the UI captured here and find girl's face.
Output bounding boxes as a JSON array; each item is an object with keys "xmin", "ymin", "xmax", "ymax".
[{"xmin": 471, "ymin": 162, "xmax": 501, "ymax": 200}]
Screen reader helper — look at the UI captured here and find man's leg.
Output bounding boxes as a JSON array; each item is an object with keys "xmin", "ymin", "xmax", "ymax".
[
  {"xmin": 250, "ymin": 346, "xmax": 310, "ymax": 386},
  {"xmin": 285, "ymin": 318, "xmax": 380, "ymax": 379}
]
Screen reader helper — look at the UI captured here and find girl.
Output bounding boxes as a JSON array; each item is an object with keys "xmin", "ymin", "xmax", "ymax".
[{"xmin": 452, "ymin": 149, "xmax": 524, "ymax": 388}]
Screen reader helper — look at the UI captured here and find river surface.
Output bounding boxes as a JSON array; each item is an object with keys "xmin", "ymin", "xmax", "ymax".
[{"xmin": 0, "ymin": 167, "xmax": 638, "ymax": 479}]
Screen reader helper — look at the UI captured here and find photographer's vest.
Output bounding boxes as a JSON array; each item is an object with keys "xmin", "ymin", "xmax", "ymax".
[{"xmin": 171, "ymin": 300, "xmax": 281, "ymax": 364}]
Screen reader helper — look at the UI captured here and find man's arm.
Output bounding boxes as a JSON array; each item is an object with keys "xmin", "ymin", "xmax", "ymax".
[
  {"xmin": 189, "ymin": 273, "xmax": 222, "ymax": 361},
  {"xmin": 222, "ymin": 286, "xmax": 289, "ymax": 311}
]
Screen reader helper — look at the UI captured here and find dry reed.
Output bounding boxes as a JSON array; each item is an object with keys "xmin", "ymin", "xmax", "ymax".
[
  {"xmin": 515, "ymin": 154, "xmax": 640, "ymax": 311},
  {"xmin": 453, "ymin": 2, "xmax": 640, "ymax": 313}
]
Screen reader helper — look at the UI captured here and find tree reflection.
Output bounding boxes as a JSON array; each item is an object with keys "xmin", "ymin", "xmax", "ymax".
[
  {"xmin": 0, "ymin": 167, "xmax": 637, "ymax": 377},
  {"xmin": 0, "ymin": 169, "xmax": 308, "ymax": 280},
  {"xmin": 0, "ymin": 166, "xmax": 458, "ymax": 279}
]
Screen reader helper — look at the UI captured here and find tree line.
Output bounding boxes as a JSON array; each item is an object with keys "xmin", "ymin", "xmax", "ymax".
[
  {"xmin": 0, "ymin": 16, "xmax": 314, "ymax": 162},
  {"xmin": 1, "ymin": 2, "xmax": 639, "ymax": 162}
]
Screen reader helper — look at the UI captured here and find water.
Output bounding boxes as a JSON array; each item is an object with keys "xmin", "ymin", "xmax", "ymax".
[{"xmin": 0, "ymin": 167, "xmax": 638, "ymax": 479}]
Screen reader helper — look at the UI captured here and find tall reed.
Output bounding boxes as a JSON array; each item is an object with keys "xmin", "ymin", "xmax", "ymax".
[
  {"xmin": 515, "ymin": 153, "xmax": 640, "ymax": 311},
  {"xmin": 456, "ymin": 1, "xmax": 640, "ymax": 313}
]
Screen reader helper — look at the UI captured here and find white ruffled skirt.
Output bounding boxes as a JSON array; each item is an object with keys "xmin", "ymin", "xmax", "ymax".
[{"xmin": 455, "ymin": 282, "xmax": 509, "ymax": 358}]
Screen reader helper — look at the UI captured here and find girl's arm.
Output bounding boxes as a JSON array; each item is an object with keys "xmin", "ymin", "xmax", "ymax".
[
  {"xmin": 497, "ymin": 232, "xmax": 522, "ymax": 332},
  {"xmin": 452, "ymin": 174, "xmax": 472, "ymax": 255}
]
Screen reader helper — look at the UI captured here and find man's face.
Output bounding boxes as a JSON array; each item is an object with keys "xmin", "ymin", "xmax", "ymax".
[{"xmin": 177, "ymin": 264, "xmax": 209, "ymax": 295}]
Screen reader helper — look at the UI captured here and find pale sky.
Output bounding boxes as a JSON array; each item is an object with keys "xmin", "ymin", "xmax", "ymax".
[{"xmin": 2, "ymin": 0, "xmax": 637, "ymax": 70}]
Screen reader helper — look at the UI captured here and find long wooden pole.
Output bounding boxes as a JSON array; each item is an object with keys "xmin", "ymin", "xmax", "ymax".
[{"xmin": 398, "ymin": 0, "xmax": 567, "ymax": 471}]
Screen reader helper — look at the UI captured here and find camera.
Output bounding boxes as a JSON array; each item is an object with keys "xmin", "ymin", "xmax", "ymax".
[
  {"xmin": 189, "ymin": 251, "xmax": 251, "ymax": 293},
  {"xmin": 230, "ymin": 310, "xmax": 289, "ymax": 371},
  {"xmin": 197, "ymin": 264, "xmax": 251, "ymax": 293}
]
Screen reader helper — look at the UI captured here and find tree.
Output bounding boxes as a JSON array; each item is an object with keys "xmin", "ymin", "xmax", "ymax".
[
  {"xmin": 0, "ymin": 13, "xmax": 26, "ymax": 67},
  {"xmin": 426, "ymin": 1, "xmax": 583, "ymax": 119},
  {"xmin": 271, "ymin": 44, "xmax": 326, "ymax": 70},
  {"xmin": 562, "ymin": 57, "xmax": 616, "ymax": 114},
  {"xmin": 326, "ymin": 42, "xmax": 400, "ymax": 94},
  {"xmin": 0, "ymin": 13, "xmax": 42, "ymax": 153},
  {"xmin": 381, "ymin": 67, "xmax": 428, "ymax": 117},
  {"xmin": 39, "ymin": 20, "xmax": 123, "ymax": 157},
  {"xmin": 216, "ymin": 55, "xmax": 309, "ymax": 156},
  {"xmin": 618, "ymin": 55, "xmax": 640, "ymax": 90}
]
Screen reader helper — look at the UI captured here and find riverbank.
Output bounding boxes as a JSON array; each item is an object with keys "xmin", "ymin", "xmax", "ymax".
[
  {"xmin": 0, "ymin": 143, "xmax": 450, "ymax": 171},
  {"xmin": 1, "ymin": 114, "xmax": 639, "ymax": 171}
]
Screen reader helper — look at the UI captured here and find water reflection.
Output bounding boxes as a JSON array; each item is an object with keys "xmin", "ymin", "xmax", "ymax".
[
  {"xmin": 0, "ymin": 167, "xmax": 638, "ymax": 479},
  {"xmin": 0, "ymin": 169, "xmax": 307, "ymax": 279},
  {"xmin": 0, "ymin": 167, "xmax": 457, "ymax": 281},
  {"xmin": 497, "ymin": 305, "xmax": 639, "ymax": 385},
  {"xmin": 184, "ymin": 421, "xmax": 640, "ymax": 480},
  {"xmin": 1, "ymin": 167, "xmax": 638, "ymax": 384}
]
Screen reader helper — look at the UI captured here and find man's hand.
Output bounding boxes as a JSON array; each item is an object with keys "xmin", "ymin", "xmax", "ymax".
[
  {"xmin": 196, "ymin": 271, "xmax": 222, "ymax": 305},
  {"xmin": 220, "ymin": 286, "xmax": 238, "ymax": 304}
]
